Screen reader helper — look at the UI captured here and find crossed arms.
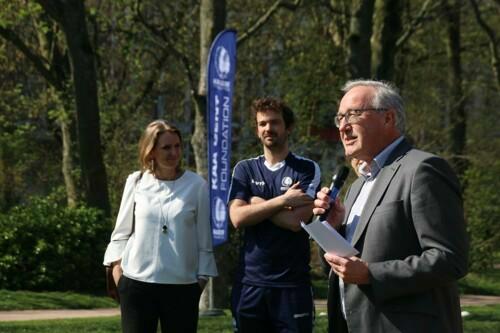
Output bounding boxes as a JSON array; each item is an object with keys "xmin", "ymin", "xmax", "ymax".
[{"xmin": 229, "ymin": 182, "xmax": 314, "ymax": 232}]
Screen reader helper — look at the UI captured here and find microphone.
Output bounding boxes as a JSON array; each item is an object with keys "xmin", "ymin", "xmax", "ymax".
[{"xmin": 315, "ymin": 166, "xmax": 350, "ymax": 222}]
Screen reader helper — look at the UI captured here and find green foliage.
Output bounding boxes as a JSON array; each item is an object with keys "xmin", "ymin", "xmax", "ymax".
[
  {"xmin": 0, "ymin": 290, "xmax": 117, "ymax": 310},
  {"xmin": 464, "ymin": 160, "xmax": 500, "ymax": 272},
  {"xmin": 312, "ymin": 279, "xmax": 329, "ymax": 299},
  {"xmin": 0, "ymin": 1, "xmax": 43, "ymax": 27},
  {"xmin": 0, "ymin": 80, "xmax": 62, "ymax": 211},
  {"xmin": 0, "ymin": 191, "xmax": 110, "ymax": 291}
]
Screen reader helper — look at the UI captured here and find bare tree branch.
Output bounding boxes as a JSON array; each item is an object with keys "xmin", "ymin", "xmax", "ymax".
[
  {"xmin": 36, "ymin": 0, "xmax": 64, "ymax": 24},
  {"xmin": 319, "ymin": 0, "xmax": 348, "ymax": 16},
  {"xmin": 131, "ymin": 52, "xmax": 169, "ymax": 113},
  {"xmin": 411, "ymin": 40, "xmax": 491, "ymax": 64},
  {"xmin": 468, "ymin": 0, "xmax": 500, "ymax": 89},
  {"xmin": 134, "ymin": 0, "xmax": 197, "ymax": 93},
  {"xmin": 0, "ymin": 26, "xmax": 59, "ymax": 87},
  {"xmin": 106, "ymin": 66, "xmax": 128, "ymax": 107},
  {"xmin": 237, "ymin": 0, "xmax": 302, "ymax": 47},
  {"xmin": 396, "ymin": 0, "xmax": 440, "ymax": 48}
]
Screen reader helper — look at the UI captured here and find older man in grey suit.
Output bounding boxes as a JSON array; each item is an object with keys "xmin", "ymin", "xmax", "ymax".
[{"xmin": 314, "ymin": 80, "xmax": 468, "ymax": 333}]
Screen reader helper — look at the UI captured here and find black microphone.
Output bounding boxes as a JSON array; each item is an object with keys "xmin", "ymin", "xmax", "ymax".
[{"xmin": 314, "ymin": 166, "xmax": 350, "ymax": 222}]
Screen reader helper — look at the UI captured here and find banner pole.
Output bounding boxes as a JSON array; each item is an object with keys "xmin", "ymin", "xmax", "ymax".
[
  {"xmin": 200, "ymin": 277, "xmax": 224, "ymax": 317},
  {"xmin": 202, "ymin": 28, "xmax": 237, "ymax": 317}
]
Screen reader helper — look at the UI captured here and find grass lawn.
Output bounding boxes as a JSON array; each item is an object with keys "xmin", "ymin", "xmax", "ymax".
[
  {"xmin": 0, "ymin": 305, "xmax": 498, "ymax": 332},
  {"xmin": 459, "ymin": 267, "xmax": 500, "ymax": 295},
  {"xmin": 462, "ymin": 304, "xmax": 500, "ymax": 333},
  {"xmin": 0, "ymin": 290, "xmax": 117, "ymax": 310}
]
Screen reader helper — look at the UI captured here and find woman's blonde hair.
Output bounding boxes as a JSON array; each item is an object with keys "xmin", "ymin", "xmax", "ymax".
[{"xmin": 138, "ymin": 120, "xmax": 183, "ymax": 173}]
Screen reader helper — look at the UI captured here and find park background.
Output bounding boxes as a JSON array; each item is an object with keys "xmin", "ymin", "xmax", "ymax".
[{"xmin": 0, "ymin": 0, "xmax": 499, "ymax": 331}]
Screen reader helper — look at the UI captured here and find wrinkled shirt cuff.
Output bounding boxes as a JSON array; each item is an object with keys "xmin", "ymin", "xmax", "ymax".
[
  {"xmin": 197, "ymin": 250, "xmax": 218, "ymax": 277},
  {"xmin": 103, "ymin": 240, "xmax": 127, "ymax": 266}
]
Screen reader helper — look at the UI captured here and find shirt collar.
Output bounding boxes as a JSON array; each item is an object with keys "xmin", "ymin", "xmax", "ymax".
[
  {"xmin": 263, "ymin": 152, "xmax": 291, "ymax": 171},
  {"xmin": 361, "ymin": 136, "xmax": 404, "ymax": 180}
]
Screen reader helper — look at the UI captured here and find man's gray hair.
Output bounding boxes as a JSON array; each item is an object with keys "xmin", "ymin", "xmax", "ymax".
[{"xmin": 341, "ymin": 80, "xmax": 406, "ymax": 133}]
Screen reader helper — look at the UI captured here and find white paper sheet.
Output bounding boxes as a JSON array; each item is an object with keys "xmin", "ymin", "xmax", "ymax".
[{"xmin": 301, "ymin": 220, "xmax": 358, "ymax": 257}]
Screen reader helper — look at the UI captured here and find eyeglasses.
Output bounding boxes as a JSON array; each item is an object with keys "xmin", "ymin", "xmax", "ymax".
[{"xmin": 334, "ymin": 108, "xmax": 388, "ymax": 128}]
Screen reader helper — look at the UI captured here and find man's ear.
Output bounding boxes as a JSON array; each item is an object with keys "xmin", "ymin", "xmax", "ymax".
[{"xmin": 384, "ymin": 109, "xmax": 396, "ymax": 127}]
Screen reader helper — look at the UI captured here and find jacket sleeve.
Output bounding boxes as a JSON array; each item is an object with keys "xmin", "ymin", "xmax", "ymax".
[
  {"xmin": 103, "ymin": 172, "xmax": 140, "ymax": 266},
  {"xmin": 196, "ymin": 180, "xmax": 218, "ymax": 277},
  {"xmin": 369, "ymin": 157, "xmax": 469, "ymax": 301}
]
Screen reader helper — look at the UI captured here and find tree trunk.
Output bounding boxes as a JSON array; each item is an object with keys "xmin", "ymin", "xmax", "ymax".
[
  {"xmin": 36, "ymin": 18, "xmax": 77, "ymax": 207},
  {"xmin": 192, "ymin": 0, "xmax": 226, "ymax": 179},
  {"xmin": 372, "ymin": 0, "xmax": 403, "ymax": 81},
  {"xmin": 195, "ymin": 0, "xmax": 227, "ymax": 310},
  {"xmin": 37, "ymin": 0, "xmax": 111, "ymax": 215},
  {"xmin": 59, "ymin": 115, "xmax": 78, "ymax": 208},
  {"xmin": 444, "ymin": 0, "xmax": 467, "ymax": 178},
  {"xmin": 0, "ymin": 147, "xmax": 7, "ymax": 212},
  {"xmin": 347, "ymin": 0, "xmax": 375, "ymax": 79},
  {"xmin": 469, "ymin": 0, "xmax": 500, "ymax": 91},
  {"xmin": 328, "ymin": 0, "xmax": 348, "ymax": 49},
  {"xmin": 192, "ymin": 95, "xmax": 209, "ymax": 180}
]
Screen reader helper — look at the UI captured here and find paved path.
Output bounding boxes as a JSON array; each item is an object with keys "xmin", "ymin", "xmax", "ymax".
[
  {"xmin": 0, "ymin": 295, "xmax": 499, "ymax": 322},
  {"xmin": 458, "ymin": 294, "xmax": 500, "ymax": 306},
  {"xmin": 315, "ymin": 295, "xmax": 500, "ymax": 308},
  {"xmin": 314, "ymin": 294, "xmax": 500, "ymax": 310},
  {"xmin": 0, "ymin": 308, "xmax": 120, "ymax": 322}
]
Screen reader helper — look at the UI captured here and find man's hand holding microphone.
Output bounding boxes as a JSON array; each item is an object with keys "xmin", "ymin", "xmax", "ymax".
[{"xmin": 312, "ymin": 166, "xmax": 370, "ymax": 285}]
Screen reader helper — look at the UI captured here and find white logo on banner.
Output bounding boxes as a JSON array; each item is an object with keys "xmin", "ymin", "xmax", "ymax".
[
  {"xmin": 215, "ymin": 46, "xmax": 231, "ymax": 79},
  {"xmin": 214, "ymin": 197, "xmax": 227, "ymax": 231}
]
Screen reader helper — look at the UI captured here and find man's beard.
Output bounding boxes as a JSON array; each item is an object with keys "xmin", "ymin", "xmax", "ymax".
[{"xmin": 261, "ymin": 134, "xmax": 286, "ymax": 149}]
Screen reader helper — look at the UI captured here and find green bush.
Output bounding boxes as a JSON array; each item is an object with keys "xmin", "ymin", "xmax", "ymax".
[
  {"xmin": 464, "ymin": 160, "xmax": 500, "ymax": 272},
  {"xmin": 0, "ymin": 193, "xmax": 110, "ymax": 292}
]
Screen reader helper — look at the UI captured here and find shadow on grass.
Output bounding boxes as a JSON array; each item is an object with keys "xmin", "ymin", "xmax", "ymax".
[
  {"xmin": 0, "ymin": 290, "xmax": 117, "ymax": 311},
  {"xmin": 459, "ymin": 267, "xmax": 500, "ymax": 296},
  {"xmin": 463, "ymin": 304, "xmax": 500, "ymax": 333}
]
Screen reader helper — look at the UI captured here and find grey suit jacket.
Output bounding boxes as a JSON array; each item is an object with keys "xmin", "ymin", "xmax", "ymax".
[{"xmin": 327, "ymin": 139, "xmax": 469, "ymax": 333}]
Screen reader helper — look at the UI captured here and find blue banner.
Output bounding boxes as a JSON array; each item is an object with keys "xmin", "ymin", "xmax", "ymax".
[{"xmin": 207, "ymin": 29, "xmax": 236, "ymax": 247}]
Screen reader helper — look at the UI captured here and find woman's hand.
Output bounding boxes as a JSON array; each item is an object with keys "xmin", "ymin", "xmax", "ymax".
[
  {"xmin": 198, "ymin": 278, "xmax": 208, "ymax": 291},
  {"xmin": 111, "ymin": 260, "xmax": 123, "ymax": 286}
]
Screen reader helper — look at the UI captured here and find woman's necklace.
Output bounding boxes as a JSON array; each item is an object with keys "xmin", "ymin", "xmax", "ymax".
[{"xmin": 157, "ymin": 178, "xmax": 176, "ymax": 234}]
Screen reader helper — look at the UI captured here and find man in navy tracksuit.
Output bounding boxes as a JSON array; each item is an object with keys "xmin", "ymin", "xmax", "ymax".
[{"xmin": 228, "ymin": 97, "xmax": 321, "ymax": 333}]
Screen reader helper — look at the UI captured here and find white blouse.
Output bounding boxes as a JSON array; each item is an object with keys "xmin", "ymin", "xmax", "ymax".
[{"xmin": 103, "ymin": 170, "xmax": 218, "ymax": 284}]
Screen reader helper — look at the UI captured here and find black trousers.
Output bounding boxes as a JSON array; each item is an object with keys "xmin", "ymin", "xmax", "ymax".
[
  {"xmin": 118, "ymin": 275, "xmax": 201, "ymax": 333},
  {"xmin": 327, "ymin": 274, "xmax": 349, "ymax": 333}
]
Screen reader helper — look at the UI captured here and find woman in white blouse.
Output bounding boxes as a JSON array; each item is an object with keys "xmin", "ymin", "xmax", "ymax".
[{"xmin": 103, "ymin": 120, "xmax": 218, "ymax": 333}]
